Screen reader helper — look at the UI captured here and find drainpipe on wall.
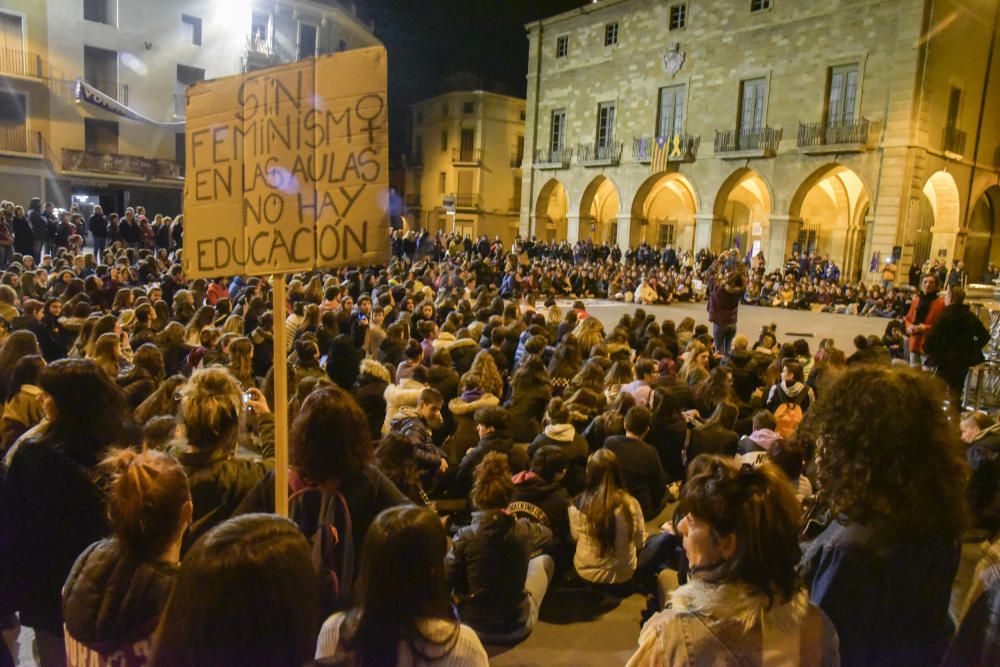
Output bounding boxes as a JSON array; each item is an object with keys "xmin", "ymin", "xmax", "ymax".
[{"xmin": 526, "ymin": 22, "xmax": 543, "ymax": 240}]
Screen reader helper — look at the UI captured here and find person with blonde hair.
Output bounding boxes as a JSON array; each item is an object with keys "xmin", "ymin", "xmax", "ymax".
[
  {"xmin": 89, "ymin": 331, "xmax": 122, "ymax": 379},
  {"xmin": 678, "ymin": 340, "xmax": 710, "ymax": 387},
  {"xmin": 465, "ymin": 349, "xmax": 504, "ymax": 399},
  {"xmin": 172, "ymin": 367, "xmax": 273, "ymax": 549}
]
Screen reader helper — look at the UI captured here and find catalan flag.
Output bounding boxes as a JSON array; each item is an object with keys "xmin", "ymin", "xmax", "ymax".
[
  {"xmin": 651, "ymin": 135, "xmax": 670, "ymax": 172},
  {"xmin": 869, "ymin": 250, "xmax": 881, "ymax": 273}
]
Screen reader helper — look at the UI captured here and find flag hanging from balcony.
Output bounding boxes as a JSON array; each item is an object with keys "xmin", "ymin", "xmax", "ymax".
[
  {"xmin": 75, "ymin": 78, "xmax": 185, "ymax": 129},
  {"xmin": 651, "ymin": 135, "xmax": 670, "ymax": 172},
  {"xmin": 869, "ymin": 250, "xmax": 881, "ymax": 273}
]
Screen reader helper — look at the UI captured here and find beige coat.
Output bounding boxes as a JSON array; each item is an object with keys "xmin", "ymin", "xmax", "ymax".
[{"xmin": 568, "ymin": 494, "xmax": 646, "ymax": 584}]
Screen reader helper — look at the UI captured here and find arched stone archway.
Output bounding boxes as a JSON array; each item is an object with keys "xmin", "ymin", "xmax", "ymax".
[
  {"xmin": 579, "ymin": 175, "xmax": 620, "ymax": 245},
  {"xmin": 711, "ymin": 168, "xmax": 773, "ymax": 264},
  {"xmin": 533, "ymin": 178, "xmax": 569, "ymax": 242},
  {"xmin": 922, "ymin": 170, "xmax": 962, "ymax": 265},
  {"xmin": 630, "ymin": 172, "xmax": 699, "ymax": 251},
  {"xmin": 964, "ymin": 186, "xmax": 1000, "ymax": 283},
  {"xmin": 788, "ymin": 163, "xmax": 871, "ymax": 281}
]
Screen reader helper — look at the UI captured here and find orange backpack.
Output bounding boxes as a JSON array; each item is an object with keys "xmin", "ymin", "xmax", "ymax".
[{"xmin": 774, "ymin": 402, "xmax": 804, "ymax": 439}]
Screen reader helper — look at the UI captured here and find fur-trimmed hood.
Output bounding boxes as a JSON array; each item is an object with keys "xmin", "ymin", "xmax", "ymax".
[
  {"xmin": 447, "ymin": 337, "xmax": 478, "ymax": 351},
  {"xmin": 668, "ymin": 578, "xmax": 811, "ymax": 633},
  {"xmin": 449, "ymin": 392, "xmax": 500, "ymax": 415},
  {"xmin": 358, "ymin": 358, "xmax": 391, "ymax": 384}
]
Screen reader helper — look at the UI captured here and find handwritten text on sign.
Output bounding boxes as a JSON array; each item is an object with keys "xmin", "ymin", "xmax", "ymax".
[{"xmin": 183, "ymin": 46, "xmax": 389, "ymax": 278}]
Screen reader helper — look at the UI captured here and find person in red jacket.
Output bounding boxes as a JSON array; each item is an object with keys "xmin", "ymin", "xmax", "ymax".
[{"xmin": 903, "ymin": 273, "xmax": 946, "ymax": 368}]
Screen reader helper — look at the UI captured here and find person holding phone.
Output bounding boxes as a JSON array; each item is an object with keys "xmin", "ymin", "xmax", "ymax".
[{"xmin": 350, "ymin": 295, "xmax": 373, "ymax": 349}]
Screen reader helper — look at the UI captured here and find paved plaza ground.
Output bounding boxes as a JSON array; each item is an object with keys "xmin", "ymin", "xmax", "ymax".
[{"xmin": 4, "ymin": 304, "xmax": 887, "ymax": 666}]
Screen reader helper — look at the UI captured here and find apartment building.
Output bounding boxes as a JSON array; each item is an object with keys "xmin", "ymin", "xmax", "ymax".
[
  {"xmin": 404, "ymin": 90, "xmax": 526, "ymax": 246},
  {"xmin": 0, "ymin": 0, "xmax": 379, "ymax": 214},
  {"xmin": 521, "ymin": 0, "xmax": 1000, "ymax": 282}
]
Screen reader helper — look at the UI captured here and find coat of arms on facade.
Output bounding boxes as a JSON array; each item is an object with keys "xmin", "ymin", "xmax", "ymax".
[{"xmin": 662, "ymin": 43, "xmax": 685, "ymax": 76}]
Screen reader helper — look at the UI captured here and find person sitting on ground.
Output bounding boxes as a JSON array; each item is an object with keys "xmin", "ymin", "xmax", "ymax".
[
  {"xmin": 765, "ymin": 360, "xmax": 814, "ymax": 439},
  {"xmin": 528, "ymin": 397, "xmax": 588, "ymax": 494},
  {"xmin": 63, "ymin": 449, "xmax": 191, "ymax": 667},
  {"xmin": 684, "ymin": 401, "xmax": 741, "ymax": 467},
  {"xmin": 736, "ymin": 409, "xmax": 783, "ymax": 456},
  {"xmin": 445, "ymin": 374, "xmax": 500, "ymax": 464},
  {"xmin": 374, "ymin": 432, "xmax": 435, "ymax": 509},
  {"xmin": 511, "ymin": 445, "xmax": 573, "ymax": 559},
  {"xmin": 152, "ymin": 514, "xmax": 320, "ymax": 667},
  {"xmin": 447, "ymin": 453, "xmax": 554, "ymax": 644},
  {"xmin": 0, "ymin": 354, "xmax": 45, "ymax": 451},
  {"xmin": 315, "ymin": 505, "xmax": 488, "ymax": 666},
  {"xmin": 450, "ymin": 406, "xmax": 527, "ymax": 497},
  {"xmin": 627, "ymin": 456, "xmax": 839, "ymax": 666},
  {"xmin": 389, "ymin": 387, "xmax": 449, "ymax": 486},
  {"xmin": 619, "ymin": 358, "xmax": 658, "ymax": 408},
  {"xmin": 602, "ymin": 405, "xmax": 667, "ymax": 521},
  {"xmin": 382, "ymin": 364, "xmax": 428, "ymax": 434}
]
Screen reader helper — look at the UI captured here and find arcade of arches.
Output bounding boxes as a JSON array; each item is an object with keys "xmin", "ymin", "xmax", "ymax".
[{"xmin": 528, "ymin": 166, "xmax": 1000, "ymax": 284}]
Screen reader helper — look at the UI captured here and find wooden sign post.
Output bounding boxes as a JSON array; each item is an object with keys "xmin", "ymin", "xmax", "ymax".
[{"xmin": 182, "ymin": 46, "xmax": 389, "ymax": 515}]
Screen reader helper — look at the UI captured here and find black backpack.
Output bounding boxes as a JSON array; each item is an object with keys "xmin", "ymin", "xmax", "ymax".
[{"xmin": 287, "ymin": 468, "xmax": 355, "ymax": 614}]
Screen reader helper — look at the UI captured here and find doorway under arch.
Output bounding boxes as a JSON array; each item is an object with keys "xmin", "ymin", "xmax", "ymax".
[
  {"xmin": 921, "ymin": 170, "xmax": 962, "ymax": 265},
  {"xmin": 713, "ymin": 168, "xmax": 772, "ymax": 258},
  {"xmin": 788, "ymin": 164, "xmax": 871, "ymax": 280},
  {"xmin": 579, "ymin": 175, "xmax": 620, "ymax": 245},
  {"xmin": 533, "ymin": 178, "xmax": 569, "ymax": 242},
  {"xmin": 964, "ymin": 186, "xmax": 1000, "ymax": 283},
  {"xmin": 630, "ymin": 172, "xmax": 699, "ymax": 251}
]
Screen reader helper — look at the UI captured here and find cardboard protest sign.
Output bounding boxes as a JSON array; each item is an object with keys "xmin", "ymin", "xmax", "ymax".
[{"xmin": 183, "ymin": 46, "xmax": 389, "ymax": 278}]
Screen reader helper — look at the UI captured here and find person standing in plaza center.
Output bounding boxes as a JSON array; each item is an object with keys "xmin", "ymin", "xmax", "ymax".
[
  {"xmin": 903, "ymin": 273, "xmax": 946, "ymax": 368},
  {"xmin": 707, "ymin": 253, "xmax": 746, "ymax": 356}
]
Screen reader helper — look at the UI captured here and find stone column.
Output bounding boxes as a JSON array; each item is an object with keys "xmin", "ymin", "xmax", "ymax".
[
  {"xmin": 617, "ymin": 215, "xmax": 633, "ymax": 251},
  {"xmin": 767, "ymin": 216, "xmax": 803, "ymax": 271},
  {"xmin": 694, "ymin": 215, "xmax": 726, "ymax": 253},
  {"xmin": 566, "ymin": 214, "xmax": 581, "ymax": 244}
]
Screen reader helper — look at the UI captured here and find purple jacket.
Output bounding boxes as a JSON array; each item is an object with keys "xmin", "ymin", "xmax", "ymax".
[{"xmin": 707, "ymin": 279, "xmax": 744, "ymax": 326}]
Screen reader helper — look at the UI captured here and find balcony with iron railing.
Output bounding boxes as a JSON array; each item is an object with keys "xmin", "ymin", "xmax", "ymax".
[
  {"xmin": 943, "ymin": 126, "xmax": 967, "ymax": 157},
  {"xmin": 243, "ymin": 35, "xmax": 280, "ymax": 72},
  {"xmin": 62, "ymin": 148, "xmax": 182, "ymax": 180},
  {"xmin": 533, "ymin": 147, "xmax": 572, "ymax": 169},
  {"xmin": 714, "ymin": 127, "xmax": 782, "ymax": 158},
  {"xmin": 797, "ymin": 118, "xmax": 878, "ymax": 154},
  {"xmin": 0, "ymin": 48, "xmax": 49, "ymax": 79},
  {"xmin": 0, "ymin": 126, "xmax": 42, "ymax": 155},
  {"xmin": 455, "ymin": 193, "xmax": 482, "ymax": 210},
  {"xmin": 87, "ymin": 78, "xmax": 129, "ymax": 105},
  {"xmin": 633, "ymin": 134, "xmax": 700, "ymax": 163},
  {"xmin": 577, "ymin": 140, "xmax": 623, "ymax": 166},
  {"xmin": 452, "ymin": 147, "xmax": 482, "ymax": 165}
]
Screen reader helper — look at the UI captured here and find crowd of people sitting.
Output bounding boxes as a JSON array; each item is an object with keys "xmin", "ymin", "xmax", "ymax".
[{"xmin": 0, "ymin": 198, "xmax": 996, "ymax": 667}]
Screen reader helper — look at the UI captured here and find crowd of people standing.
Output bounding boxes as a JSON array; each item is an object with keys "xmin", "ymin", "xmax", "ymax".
[{"xmin": 0, "ymin": 196, "xmax": 996, "ymax": 667}]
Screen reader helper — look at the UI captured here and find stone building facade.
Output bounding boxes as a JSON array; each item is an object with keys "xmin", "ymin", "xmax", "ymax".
[
  {"xmin": 404, "ymin": 90, "xmax": 526, "ymax": 246},
  {"xmin": 521, "ymin": 0, "xmax": 1000, "ymax": 283},
  {"xmin": 0, "ymin": 0, "xmax": 378, "ymax": 215}
]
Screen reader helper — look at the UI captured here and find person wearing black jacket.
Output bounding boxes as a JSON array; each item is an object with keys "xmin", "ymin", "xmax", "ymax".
[
  {"xmin": 602, "ymin": 405, "xmax": 667, "ymax": 521},
  {"xmin": 11, "ymin": 205, "xmax": 33, "ymax": 257},
  {"xmin": 511, "ymin": 445, "xmax": 572, "ymax": 556},
  {"xmin": 88, "ymin": 206, "xmax": 109, "ymax": 260},
  {"xmin": 925, "ymin": 285, "xmax": 990, "ymax": 398},
  {"xmin": 450, "ymin": 406, "xmax": 528, "ymax": 497},
  {"xmin": 27, "ymin": 197, "xmax": 45, "ymax": 261}
]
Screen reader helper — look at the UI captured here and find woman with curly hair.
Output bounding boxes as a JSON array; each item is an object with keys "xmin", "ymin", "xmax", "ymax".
[
  {"xmin": 465, "ymin": 349, "xmax": 503, "ymax": 400},
  {"xmin": 800, "ymin": 366, "xmax": 967, "ymax": 667}
]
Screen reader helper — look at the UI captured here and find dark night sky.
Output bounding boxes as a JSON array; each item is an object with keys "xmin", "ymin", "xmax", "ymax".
[{"xmin": 359, "ymin": 0, "xmax": 584, "ymax": 160}]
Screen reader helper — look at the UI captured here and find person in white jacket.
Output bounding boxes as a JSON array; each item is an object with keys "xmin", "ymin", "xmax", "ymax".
[
  {"xmin": 382, "ymin": 365, "xmax": 428, "ymax": 434},
  {"xmin": 635, "ymin": 276, "xmax": 658, "ymax": 305}
]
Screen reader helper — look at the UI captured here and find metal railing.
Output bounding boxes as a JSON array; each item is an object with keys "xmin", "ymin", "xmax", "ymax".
[
  {"xmin": 62, "ymin": 148, "xmax": 182, "ymax": 179},
  {"xmin": 0, "ymin": 48, "xmax": 48, "ymax": 78},
  {"xmin": 173, "ymin": 93, "xmax": 186, "ymax": 117},
  {"xmin": 944, "ymin": 126, "xmax": 967, "ymax": 156},
  {"xmin": 532, "ymin": 147, "xmax": 572, "ymax": 168},
  {"xmin": 455, "ymin": 193, "xmax": 481, "ymax": 209},
  {"xmin": 633, "ymin": 134, "xmax": 700, "ymax": 162},
  {"xmin": 88, "ymin": 78, "xmax": 129, "ymax": 105},
  {"xmin": 0, "ymin": 126, "xmax": 41, "ymax": 154},
  {"xmin": 577, "ymin": 140, "xmax": 623, "ymax": 164},
  {"xmin": 452, "ymin": 147, "xmax": 481, "ymax": 164},
  {"xmin": 714, "ymin": 127, "xmax": 782, "ymax": 154},
  {"xmin": 797, "ymin": 119, "xmax": 875, "ymax": 147}
]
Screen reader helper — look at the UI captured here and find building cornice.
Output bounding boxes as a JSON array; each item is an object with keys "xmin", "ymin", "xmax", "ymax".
[{"xmin": 525, "ymin": 0, "xmax": 633, "ymax": 31}]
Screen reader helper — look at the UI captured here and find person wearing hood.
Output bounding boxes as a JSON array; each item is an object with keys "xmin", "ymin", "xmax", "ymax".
[
  {"xmin": 62, "ymin": 449, "xmax": 191, "ymax": 667},
  {"xmin": 448, "ymin": 329, "xmax": 479, "ymax": 375},
  {"xmin": 707, "ymin": 262, "xmax": 746, "ymax": 356},
  {"xmin": 528, "ymin": 397, "xmax": 588, "ymax": 494},
  {"xmin": 924, "ymin": 285, "xmax": 990, "ymax": 398},
  {"xmin": 904, "ymin": 273, "xmax": 946, "ymax": 369},
  {"xmin": 444, "ymin": 374, "xmax": 500, "ymax": 463},
  {"xmin": 382, "ymin": 364, "xmax": 428, "ymax": 434},
  {"xmin": 722, "ymin": 335, "xmax": 761, "ymax": 403},
  {"xmin": 447, "ymin": 452, "xmax": 554, "ymax": 644},
  {"xmin": 737, "ymin": 409, "xmax": 784, "ymax": 457},
  {"xmin": 511, "ymin": 445, "xmax": 572, "ymax": 557},
  {"xmin": 765, "ymin": 360, "xmax": 814, "ymax": 439},
  {"xmin": 352, "ymin": 358, "xmax": 391, "ymax": 441},
  {"xmin": 388, "ymin": 387, "xmax": 449, "ymax": 486},
  {"xmin": 450, "ymin": 406, "xmax": 527, "ymax": 497},
  {"xmin": 628, "ymin": 457, "xmax": 839, "ymax": 666}
]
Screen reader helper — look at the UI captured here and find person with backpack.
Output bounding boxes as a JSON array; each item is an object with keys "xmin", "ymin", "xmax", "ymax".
[
  {"xmin": 237, "ymin": 385, "xmax": 407, "ymax": 614},
  {"xmin": 315, "ymin": 506, "xmax": 488, "ymax": 666},
  {"xmin": 765, "ymin": 360, "xmax": 814, "ymax": 439}
]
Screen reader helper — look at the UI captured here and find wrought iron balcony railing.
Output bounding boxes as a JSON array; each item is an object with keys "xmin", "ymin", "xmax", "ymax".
[
  {"xmin": 577, "ymin": 140, "xmax": 623, "ymax": 165},
  {"xmin": 452, "ymin": 147, "xmax": 481, "ymax": 164},
  {"xmin": 633, "ymin": 134, "xmax": 700, "ymax": 163},
  {"xmin": 532, "ymin": 147, "xmax": 572, "ymax": 169},
  {"xmin": 714, "ymin": 127, "xmax": 782, "ymax": 155},
  {"xmin": 797, "ymin": 119, "xmax": 877, "ymax": 150},
  {"xmin": 0, "ymin": 48, "xmax": 48, "ymax": 79},
  {"xmin": 944, "ymin": 126, "xmax": 967, "ymax": 156},
  {"xmin": 0, "ymin": 127, "xmax": 42, "ymax": 154}
]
